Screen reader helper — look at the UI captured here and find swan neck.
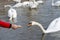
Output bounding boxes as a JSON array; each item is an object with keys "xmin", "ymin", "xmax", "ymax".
[{"xmin": 35, "ymin": 22, "xmax": 46, "ymax": 33}]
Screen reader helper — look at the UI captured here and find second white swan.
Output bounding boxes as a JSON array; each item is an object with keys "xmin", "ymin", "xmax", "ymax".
[{"xmin": 4, "ymin": 5, "xmax": 17, "ymax": 23}]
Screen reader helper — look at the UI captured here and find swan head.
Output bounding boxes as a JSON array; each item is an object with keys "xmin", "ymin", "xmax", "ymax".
[{"xmin": 27, "ymin": 21, "xmax": 38, "ymax": 26}]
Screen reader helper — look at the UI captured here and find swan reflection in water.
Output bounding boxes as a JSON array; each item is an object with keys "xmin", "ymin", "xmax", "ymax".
[{"xmin": 41, "ymin": 33, "xmax": 46, "ymax": 40}]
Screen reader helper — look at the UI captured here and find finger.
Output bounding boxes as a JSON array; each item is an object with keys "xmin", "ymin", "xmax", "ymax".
[{"xmin": 17, "ymin": 25, "xmax": 22, "ymax": 28}]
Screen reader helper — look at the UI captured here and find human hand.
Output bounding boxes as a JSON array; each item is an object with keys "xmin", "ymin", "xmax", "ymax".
[{"xmin": 11, "ymin": 24, "xmax": 22, "ymax": 30}]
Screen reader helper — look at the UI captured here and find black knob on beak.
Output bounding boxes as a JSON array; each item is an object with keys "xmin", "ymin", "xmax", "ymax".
[{"xmin": 27, "ymin": 23, "xmax": 32, "ymax": 28}]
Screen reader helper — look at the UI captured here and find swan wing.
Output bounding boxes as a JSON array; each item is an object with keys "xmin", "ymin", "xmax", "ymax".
[{"xmin": 46, "ymin": 17, "xmax": 60, "ymax": 33}]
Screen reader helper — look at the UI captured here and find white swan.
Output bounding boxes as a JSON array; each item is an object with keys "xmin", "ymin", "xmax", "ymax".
[
  {"xmin": 52, "ymin": 0, "xmax": 60, "ymax": 6},
  {"xmin": 28, "ymin": 17, "xmax": 60, "ymax": 33},
  {"xmin": 4, "ymin": 5, "xmax": 17, "ymax": 23},
  {"xmin": 8, "ymin": 8, "xmax": 17, "ymax": 22}
]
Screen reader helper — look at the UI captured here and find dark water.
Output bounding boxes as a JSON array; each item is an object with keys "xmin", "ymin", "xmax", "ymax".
[{"xmin": 0, "ymin": 0, "xmax": 60, "ymax": 40}]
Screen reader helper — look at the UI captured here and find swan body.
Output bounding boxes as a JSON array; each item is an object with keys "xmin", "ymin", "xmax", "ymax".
[
  {"xmin": 52, "ymin": 1, "xmax": 60, "ymax": 6},
  {"xmin": 8, "ymin": 8, "xmax": 17, "ymax": 23},
  {"xmin": 4, "ymin": 5, "xmax": 17, "ymax": 22},
  {"xmin": 8, "ymin": 8, "xmax": 17, "ymax": 21},
  {"xmin": 28, "ymin": 17, "xmax": 60, "ymax": 33}
]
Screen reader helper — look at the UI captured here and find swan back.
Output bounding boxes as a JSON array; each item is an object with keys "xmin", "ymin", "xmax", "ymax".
[{"xmin": 46, "ymin": 17, "xmax": 60, "ymax": 33}]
